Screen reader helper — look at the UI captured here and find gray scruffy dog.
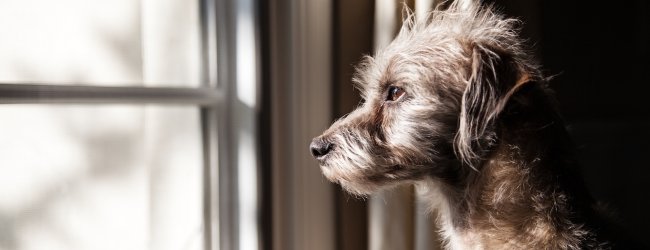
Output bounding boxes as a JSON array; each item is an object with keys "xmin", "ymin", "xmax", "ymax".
[{"xmin": 310, "ymin": 1, "xmax": 641, "ymax": 249}]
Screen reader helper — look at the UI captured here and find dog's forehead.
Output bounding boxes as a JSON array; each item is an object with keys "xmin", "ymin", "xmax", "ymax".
[
  {"xmin": 354, "ymin": 38, "xmax": 465, "ymax": 99},
  {"xmin": 354, "ymin": 55, "xmax": 401, "ymax": 99},
  {"xmin": 356, "ymin": 52, "xmax": 422, "ymax": 89},
  {"xmin": 352, "ymin": 3, "xmax": 520, "ymax": 99}
]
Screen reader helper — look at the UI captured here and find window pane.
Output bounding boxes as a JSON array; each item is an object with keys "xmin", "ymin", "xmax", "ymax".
[
  {"xmin": 0, "ymin": 105, "xmax": 204, "ymax": 250},
  {"xmin": 0, "ymin": 0, "xmax": 201, "ymax": 87}
]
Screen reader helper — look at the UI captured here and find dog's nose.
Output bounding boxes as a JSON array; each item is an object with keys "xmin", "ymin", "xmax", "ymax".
[{"xmin": 310, "ymin": 138, "xmax": 334, "ymax": 159}]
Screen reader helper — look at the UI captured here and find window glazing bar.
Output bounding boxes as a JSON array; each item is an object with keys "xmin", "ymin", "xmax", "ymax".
[
  {"xmin": 0, "ymin": 83, "xmax": 221, "ymax": 105},
  {"xmin": 198, "ymin": 0, "xmax": 220, "ymax": 248}
]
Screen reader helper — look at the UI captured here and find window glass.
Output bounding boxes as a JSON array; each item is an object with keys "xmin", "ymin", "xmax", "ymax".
[
  {"xmin": 0, "ymin": 0, "xmax": 201, "ymax": 87},
  {"xmin": 0, "ymin": 105, "xmax": 204, "ymax": 250}
]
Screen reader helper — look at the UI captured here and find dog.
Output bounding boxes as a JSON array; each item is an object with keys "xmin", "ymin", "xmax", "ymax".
[{"xmin": 309, "ymin": 1, "xmax": 642, "ymax": 249}]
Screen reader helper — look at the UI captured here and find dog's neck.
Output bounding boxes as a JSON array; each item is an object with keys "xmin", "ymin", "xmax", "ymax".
[{"xmin": 420, "ymin": 85, "xmax": 603, "ymax": 249}]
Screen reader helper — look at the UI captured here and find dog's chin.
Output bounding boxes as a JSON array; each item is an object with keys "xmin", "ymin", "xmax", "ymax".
[
  {"xmin": 338, "ymin": 179, "xmax": 384, "ymax": 196},
  {"xmin": 318, "ymin": 163, "xmax": 403, "ymax": 196},
  {"xmin": 318, "ymin": 164, "xmax": 353, "ymax": 185}
]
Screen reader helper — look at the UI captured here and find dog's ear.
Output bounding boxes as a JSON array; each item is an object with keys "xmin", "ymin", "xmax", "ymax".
[{"xmin": 455, "ymin": 44, "xmax": 532, "ymax": 168}]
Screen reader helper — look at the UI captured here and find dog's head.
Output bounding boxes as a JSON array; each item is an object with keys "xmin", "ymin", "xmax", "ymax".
[{"xmin": 310, "ymin": 1, "xmax": 539, "ymax": 195}]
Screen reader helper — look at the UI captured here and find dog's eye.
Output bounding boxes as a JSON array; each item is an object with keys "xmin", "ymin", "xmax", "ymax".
[{"xmin": 386, "ymin": 86, "xmax": 405, "ymax": 102}]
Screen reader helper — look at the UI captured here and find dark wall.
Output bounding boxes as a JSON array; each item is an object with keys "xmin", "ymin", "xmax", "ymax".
[
  {"xmin": 332, "ymin": 1, "xmax": 374, "ymax": 250},
  {"xmin": 495, "ymin": 0, "xmax": 650, "ymax": 245}
]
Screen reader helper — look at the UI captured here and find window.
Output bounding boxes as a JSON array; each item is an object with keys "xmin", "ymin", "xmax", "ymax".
[{"xmin": 0, "ymin": 0, "xmax": 228, "ymax": 249}]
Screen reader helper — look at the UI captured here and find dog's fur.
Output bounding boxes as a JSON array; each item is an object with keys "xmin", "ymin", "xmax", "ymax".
[{"xmin": 310, "ymin": 1, "xmax": 635, "ymax": 249}]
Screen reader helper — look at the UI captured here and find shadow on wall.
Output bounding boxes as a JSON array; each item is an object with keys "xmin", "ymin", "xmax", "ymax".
[{"xmin": 494, "ymin": 0, "xmax": 650, "ymax": 245}]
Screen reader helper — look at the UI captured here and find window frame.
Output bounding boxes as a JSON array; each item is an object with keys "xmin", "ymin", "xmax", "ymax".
[{"xmin": 0, "ymin": 0, "xmax": 233, "ymax": 249}]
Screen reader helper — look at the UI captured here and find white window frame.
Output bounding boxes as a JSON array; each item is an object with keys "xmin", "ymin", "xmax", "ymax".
[{"xmin": 0, "ymin": 0, "xmax": 251, "ymax": 249}]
